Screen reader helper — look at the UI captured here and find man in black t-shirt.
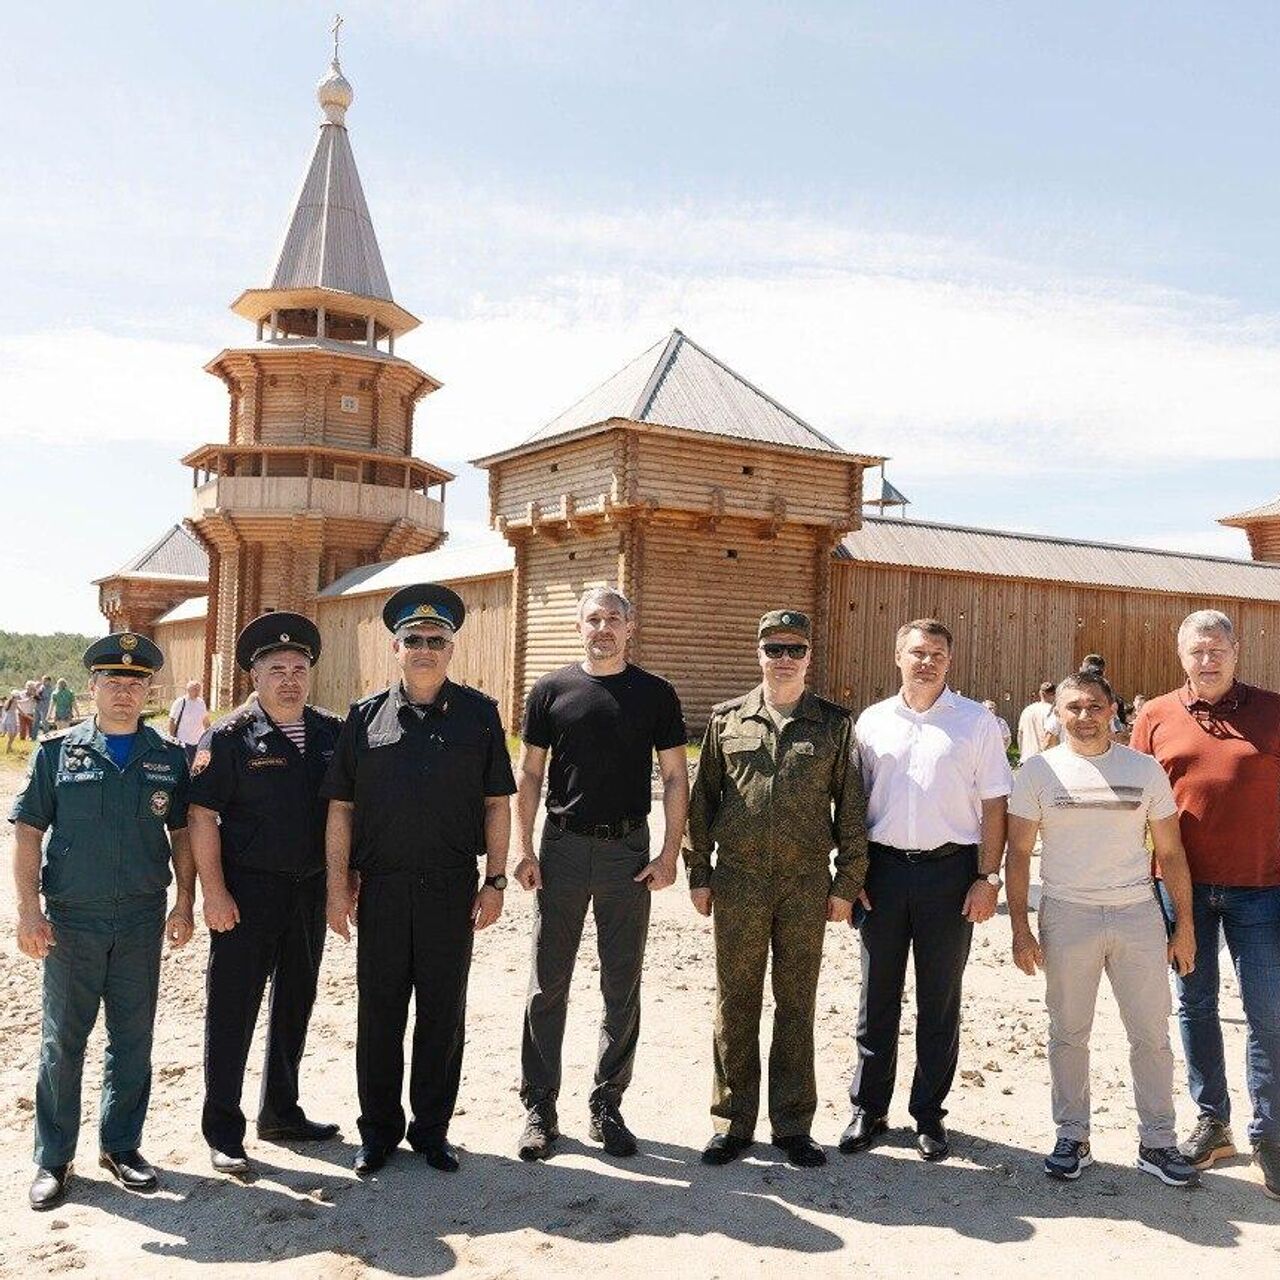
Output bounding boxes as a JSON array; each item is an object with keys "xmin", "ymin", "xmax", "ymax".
[{"xmin": 513, "ymin": 586, "xmax": 688, "ymax": 1161}]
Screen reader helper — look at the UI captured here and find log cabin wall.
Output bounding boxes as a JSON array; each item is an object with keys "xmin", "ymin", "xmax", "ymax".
[
  {"xmin": 310, "ymin": 573, "xmax": 512, "ymax": 716},
  {"xmin": 151, "ymin": 617, "xmax": 208, "ymax": 708},
  {"xmin": 636, "ymin": 520, "xmax": 824, "ymax": 729},
  {"xmin": 825, "ymin": 560, "xmax": 1280, "ymax": 719},
  {"xmin": 489, "ymin": 435, "xmax": 617, "ymax": 526}
]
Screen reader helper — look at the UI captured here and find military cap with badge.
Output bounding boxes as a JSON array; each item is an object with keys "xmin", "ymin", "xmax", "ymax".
[
  {"xmin": 382, "ymin": 584, "xmax": 466, "ymax": 637},
  {"xmin": 84, "ymin": 631, "xmax": 165, "ymax": 677},
  {"xmin": 235, "ymin": 612, "xmax": 322, "ymax": 671}
]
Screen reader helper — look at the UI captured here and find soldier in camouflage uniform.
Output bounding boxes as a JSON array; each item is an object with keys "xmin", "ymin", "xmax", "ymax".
[{"xmin": 685, "ymin": 609, "xmax": 867, "ymax": 1168}]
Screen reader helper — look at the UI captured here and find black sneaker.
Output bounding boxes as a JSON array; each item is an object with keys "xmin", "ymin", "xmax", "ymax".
[
  {"xmin": 1044, "ymin": 1137, "xmax": 1093, "ymax": 1181},
  {"xmin": 1255, "ymin": 1141, "xmax": 1280, "ymax": 1201},
  {"xmin": 1179, "ymin": 1115, "xmax": 1236, "ymax": 1169},
  {"xmin": 1137, "ymin": 1144, "xmax": 1201, "ymax": 1187},
  {"xmin": 517, "ymin": 1111, "xmax": 559, "ymax": 1162},
  {"xmin": 588, "ymin": 1103, "xmax": 638, "ymax": 1157}
]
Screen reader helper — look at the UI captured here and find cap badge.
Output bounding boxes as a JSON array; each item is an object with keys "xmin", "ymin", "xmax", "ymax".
[
  {"xmin": 120, "ymin": 634, "xmax": 138, "ymax": 650},
  {"xmin": 120, "ymin": 654, "xmax": 133, "ymax": 665},
  {"xmin": 280, "ymin": 633, "xmax": 290, "ymax": 642}
]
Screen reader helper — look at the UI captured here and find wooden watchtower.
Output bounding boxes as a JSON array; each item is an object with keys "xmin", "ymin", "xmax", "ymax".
[
  {"xmin": 1220, "ymin": 497, "xmax": 1280, "ymax": 563},
  {"xmin": 474, "ymin": 330, "xmax": 882, "ymax": 729},
  {"xmin": 185, "ymin": 49, "xmax": 450, "ymax": 708}
]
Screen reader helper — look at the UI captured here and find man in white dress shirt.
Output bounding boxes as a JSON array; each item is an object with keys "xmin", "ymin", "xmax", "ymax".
[{"xmin": 839, "ymin": 618, "xmax": 1012, "ymax": 1162}]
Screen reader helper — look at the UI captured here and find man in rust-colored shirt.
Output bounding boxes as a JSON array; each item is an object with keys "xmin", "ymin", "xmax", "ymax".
[{"xmin": 1132, "ymin": 609, "xmax": 1280, "ymax": 1201}]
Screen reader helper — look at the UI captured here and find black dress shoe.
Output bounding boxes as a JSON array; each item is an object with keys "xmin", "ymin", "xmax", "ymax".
[
  {"xmin": 29, "ymin": 1163, "xmax": 71, "ymax": 1211},
  {"xmin": 916, "ymin": 1125, "xmax": 950, "ymax": 1162},
  {"xmin": 411, "ymin": 1139, "xmax": 460, "ymax": 1172},
  {"xmin": 353, "ymin": 1144, "xmax": 394, "ymax": 1175},
  {"xmin": 773, "ymin": 1134, "xmax": 827, "ymax": 1168},
  {"xmin": 209, "ymin": 1146, "xmax": 251, "ymax": 1176},
  {"xmin": 701, "ymin": 1134, "xmax": 754, "ymax": 1166},
  {"xmin": 99, "ymin": 1149, "xmax": 158, "ymax": 1191},
  {"xmin": 838, "ymin": 1111, "xmax": 888, "ymax": 1154},
  {"xmin": 257, "ymin": 1118, "xmax": 340, "ymax": 1143}
]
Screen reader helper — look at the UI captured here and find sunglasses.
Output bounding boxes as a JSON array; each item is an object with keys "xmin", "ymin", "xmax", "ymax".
[
  {"xmin": 401, "ymin": 634, "xmax": 451, "ymax": 651},
  {"xmin": 761, "ymin": 643, "xmax": 809, "ymax": 660}
]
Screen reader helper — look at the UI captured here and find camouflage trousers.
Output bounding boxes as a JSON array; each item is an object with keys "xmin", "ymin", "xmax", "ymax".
[{"xmin": 711, "ymin": 863, "xmax": 830, "ymax": 1139}]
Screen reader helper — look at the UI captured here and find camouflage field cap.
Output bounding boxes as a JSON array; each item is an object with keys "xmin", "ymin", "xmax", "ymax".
[{"xmin": 758, "ymin": 609, "xmax": 811, "ymax": 640}]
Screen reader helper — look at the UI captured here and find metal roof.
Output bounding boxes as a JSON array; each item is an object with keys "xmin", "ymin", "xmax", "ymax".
[
  {"xmin": 842, "ymin": 515, "xmax": 1280, "ymax": 601},
  {"xmin": 485, "ymin": 329, "xmax": 850, "ymax": 461},
  {"xmin": 154, "ymin": 596, "xmax": 208, "ymax": 625},
  {"xmin": 319, "ymin": 534, "xmax": 515, "ymax": 599},
  {"xmin": 268, "ymin": 62, "xmax": 393, "ymax": 302},
  {"xmin": 1220, "ymin": 497, "xmax": 1280, "ymax": 527},
  {"xmin": 99, "ymin": 524, "xmax": 209, "ymax": 583}
]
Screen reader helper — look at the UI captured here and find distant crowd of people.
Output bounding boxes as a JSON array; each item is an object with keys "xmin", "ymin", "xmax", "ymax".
[{"xmin": 2, "ymin": 676, "xmax": 80, "ymax": 751}]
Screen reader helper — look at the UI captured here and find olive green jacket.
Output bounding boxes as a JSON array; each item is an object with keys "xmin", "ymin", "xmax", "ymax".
[{"xmin": 683, "ymin": 685, "xmax": 868, "ymax": 899}]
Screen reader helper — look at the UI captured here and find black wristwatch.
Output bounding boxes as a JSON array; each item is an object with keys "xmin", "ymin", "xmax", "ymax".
[{"xmin": 484, "ymin": 874, "xmax": 508, "ymax": 891}]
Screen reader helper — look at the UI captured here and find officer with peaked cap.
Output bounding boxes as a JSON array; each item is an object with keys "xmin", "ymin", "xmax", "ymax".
[
  {"xmin": 10, "ymin": 633, "xmax": 195, "ymax": 1210},
  {"xmin": 186, "ymin": 612, "xmax": 343, "ymax": 1176},
  {"xmin": 322, "ymin": 583, "xmax": 516, "ymax": 1175}
]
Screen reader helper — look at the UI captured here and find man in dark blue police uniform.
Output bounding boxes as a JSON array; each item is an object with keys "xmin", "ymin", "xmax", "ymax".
[
  {"xmin": 187, "ymin": 612, "xmax": 343, "ymax": 1175},
  {"xmin": 10, "ymin": 633, "xmax": 195, "ymax": 1210},
  {"xmin": 322, "ymin": 583, "xmax": 517, "ymax": 1176}
]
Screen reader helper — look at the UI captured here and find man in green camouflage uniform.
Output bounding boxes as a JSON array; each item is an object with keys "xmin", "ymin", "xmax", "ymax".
[{"xmin": 685, "ymin": 610, "xmax": 867, "ymax": 1168}]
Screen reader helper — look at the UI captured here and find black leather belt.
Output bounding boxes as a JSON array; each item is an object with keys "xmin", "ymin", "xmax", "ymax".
[
  {"xmin": 870, "ymin": 840, "xmax": 976, "ymax": 863},
  {"xmin": 547, "ymin": 813, "xmax": 646, "ymax": 840}
]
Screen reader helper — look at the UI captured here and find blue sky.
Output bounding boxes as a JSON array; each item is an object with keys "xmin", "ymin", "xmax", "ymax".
[{"xmin": 5, "ymin": 1, "xmax": 1280, "ymax": 632}]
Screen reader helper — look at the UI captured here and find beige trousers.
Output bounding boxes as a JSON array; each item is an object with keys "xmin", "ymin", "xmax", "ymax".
[{"xmin": 1039, "ymin": 894, "xmax": 1176, "ymax": 1148}]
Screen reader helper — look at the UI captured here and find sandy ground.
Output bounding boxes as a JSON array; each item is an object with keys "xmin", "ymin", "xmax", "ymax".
[{"xmin": 0, "ymin": 766, "xmax": 1276, "ymax": 1279}]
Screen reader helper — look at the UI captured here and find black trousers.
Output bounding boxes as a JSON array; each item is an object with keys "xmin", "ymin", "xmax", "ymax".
[
  {"xmin": 202, "ymin": 869, "xmax": 326, "ymax": 1150},
  {"xmin": 849, "ymin": 844, "xmax": 976, "ymax": 1126},
  {"xmin": 356, "ymin": 867, "xmax": 477, "ymax": 1149}
]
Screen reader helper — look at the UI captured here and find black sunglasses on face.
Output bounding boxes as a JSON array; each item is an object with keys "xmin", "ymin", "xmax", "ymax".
[
  {"xmin": 401, "ymin": 634, "xmax": 451, "ymax": 651},
  {"xmin": 761, "ymin": 643, "xmax": 809, "ymax": 659}
]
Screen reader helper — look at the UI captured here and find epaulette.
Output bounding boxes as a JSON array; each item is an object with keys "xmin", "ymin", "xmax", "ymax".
[
  {"xmin": 210, "ymin": 706, "xmax": 258, "ymax": 735},
  {"xmin": 352, "ymin": 687, "xmax": 391, "ymax": 713},
  {"xmin": 812, "ymin": 693, "xmax": 854, "ymax": 717},
  {"xmin": 711, "ymin": 694, "xmax": 749, "ymax": 715},
  {"xmin": 306, "ymin": 704, "xmax": 345, "ymax": 724},
  {"xmin": 40, "ymin": 727, "xmax": 74, "ymax": 746},
  {"xmin": 452, "ymin": 682, "xmax": 499, "ymax": 706}
]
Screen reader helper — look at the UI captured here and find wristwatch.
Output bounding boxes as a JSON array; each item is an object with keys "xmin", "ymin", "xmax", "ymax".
[
  {"xmin": 978, "ymin": 872, "xmax": 1003, "ymax": 889},
  {"xmin": 484, "ymin": 874, "xmax": 508, "ymax": 891}
]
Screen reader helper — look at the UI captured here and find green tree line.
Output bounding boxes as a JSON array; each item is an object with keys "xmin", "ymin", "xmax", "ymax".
[{"xmin": 0, "ymin": 632, "xmax": 95, "ymax": 695}]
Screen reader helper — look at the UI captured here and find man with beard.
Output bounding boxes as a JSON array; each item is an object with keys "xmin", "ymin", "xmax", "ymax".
[
  {"xmin": 323, "ymin": 584, "xmax": 516, "ymax": 1176},
  {"xmin": 513, "ymin": 586, "xmax": 688, "ymax": 1161},
  {"xmin": 187, "ymin": 613, "xmax": 343, "ymax": 1176}
]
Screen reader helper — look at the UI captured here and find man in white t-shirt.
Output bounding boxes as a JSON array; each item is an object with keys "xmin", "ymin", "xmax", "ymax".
[
  {"xmin": 169, "ymin": 680, "xmax": 209, "ymax": 764},
  {"xmin": 1017, "ymin": 682, "xmax": 1056, "ymax": 761},
  {"xmin": 1006, "ymin": 671, "xmax": 1199, "ymax": 1188}
]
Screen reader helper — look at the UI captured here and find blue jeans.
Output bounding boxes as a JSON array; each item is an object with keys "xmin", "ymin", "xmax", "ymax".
[{"xmin": 1158, "ymin": 881, "xmax": 1280, "ymax": 1145}]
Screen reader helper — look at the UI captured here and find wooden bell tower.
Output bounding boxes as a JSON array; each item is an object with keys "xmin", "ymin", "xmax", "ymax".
[{"xmin": 186, "ymin": 38, "xmax": 450, "ymax": 709}]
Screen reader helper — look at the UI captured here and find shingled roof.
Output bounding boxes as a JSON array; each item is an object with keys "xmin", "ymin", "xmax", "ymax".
[
  {"xmin": 97, "ymin": 524, "xmax": 209, "ymax": 583},
  {"xmin": 474, "ymin": 329, "xmax": 871, "ymax": 465}
]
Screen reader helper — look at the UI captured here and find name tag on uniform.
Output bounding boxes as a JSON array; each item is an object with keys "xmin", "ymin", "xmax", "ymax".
[
  {"xmin": 57, "ymin": 770, "xmax": 105, "ymax": 785},
  {"xmin": 143, "ymin": 764, "xmax": 175, "ymax": 779},
  {"xmin": 248, "ymin": 757, "xmax": 288, "ymax": 769},
  {"xmin": 793, "ymin": 741, "xmax": 816, "ymax": 756}
]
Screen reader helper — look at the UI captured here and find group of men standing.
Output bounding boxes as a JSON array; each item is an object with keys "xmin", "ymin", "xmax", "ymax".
[{"xmin": 9, "ymin": 590, "xmax": 1280, "ymax": 1211}]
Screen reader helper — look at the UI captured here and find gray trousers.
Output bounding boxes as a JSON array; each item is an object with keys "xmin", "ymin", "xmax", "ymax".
[
  {"xmin": 1040, "ymin": 894, "xmax": 1177, "ymax": 1148},
  {"xmin": 520, "ymin": 822, "xmax": 652, "ymax": 1114}
]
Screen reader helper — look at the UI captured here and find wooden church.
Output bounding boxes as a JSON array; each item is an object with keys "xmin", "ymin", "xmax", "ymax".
[{"xmin": 105, "ymin": 50, "xmax": 1280, "ymax": 729}]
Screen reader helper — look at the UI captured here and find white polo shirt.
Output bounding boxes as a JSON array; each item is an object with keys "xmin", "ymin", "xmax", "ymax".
[{"xmin": 856, "ymin": 687, "xmax": 1013, "ymax": 850}]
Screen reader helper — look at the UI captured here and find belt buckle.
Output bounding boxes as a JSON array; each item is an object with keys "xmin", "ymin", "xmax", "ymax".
[{"xmin": 594, "ymin": 823, "xmax": 613, "ymax": 839}]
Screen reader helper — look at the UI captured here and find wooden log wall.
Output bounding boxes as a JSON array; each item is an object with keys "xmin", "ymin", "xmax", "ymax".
[
  {"xmin": 490, "ymin": 436, "xmax": 616, "ymax": 525},
  {"xmin": 637, "ymin": 520, "xmax": 822, "ymax": 729},
  {"xmin": 826, "ymin": 560, "xmax": 1280, "ymax": 719},
  {"xmin": 310, "ymin": 574, "xmax": 512, "ymax": 718},
  {"xmin": 151, "ymin": 617, "xmax": 208, "ymax": 708},
  {"xmin": 633, "ymin": 434, "xmax": 857, "ymax": 526}
]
